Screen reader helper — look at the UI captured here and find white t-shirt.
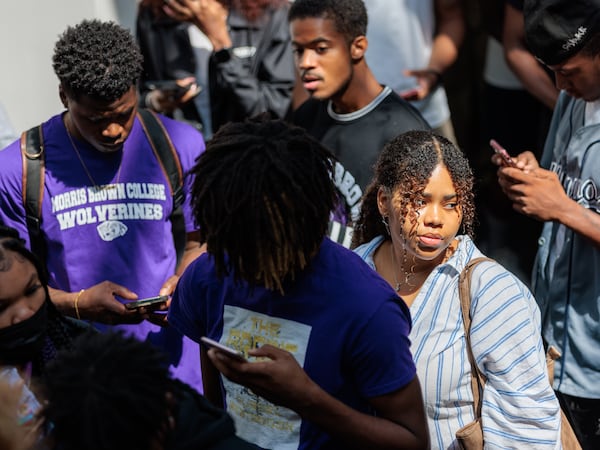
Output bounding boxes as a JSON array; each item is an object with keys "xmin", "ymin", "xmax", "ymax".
[
  {"xmin": 364, "ymin": 0, "xmax": 450, "ymax": 128},
  {"xmin": 585, "ymin": 98, "xmax": 600, "ymax": 126}
]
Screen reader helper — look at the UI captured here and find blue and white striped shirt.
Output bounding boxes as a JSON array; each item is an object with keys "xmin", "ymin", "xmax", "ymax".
[{"xmin": 355, "ymin": 235, "xmax": 561, "ymax": 449}]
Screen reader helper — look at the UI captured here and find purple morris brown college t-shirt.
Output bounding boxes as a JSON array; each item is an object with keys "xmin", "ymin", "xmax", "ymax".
[{"xmin": 0, "ymin": 112, "xmax": 205, "ymax": 391}]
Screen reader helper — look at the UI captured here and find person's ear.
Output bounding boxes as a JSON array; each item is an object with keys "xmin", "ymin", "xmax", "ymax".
[
  {"xmin": 59, "ymin": 85, "xmax": 68, "ymax": 109},
  {"xmin": 377, "ymin": 186, "xmax": 390, "ymax": 217},
  {"xmin": 350, "ymin": 35, "xmax": 367, "ymax": 61}
]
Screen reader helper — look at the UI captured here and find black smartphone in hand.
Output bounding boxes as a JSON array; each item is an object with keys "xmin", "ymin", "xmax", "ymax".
[{"xmin": 125, "ymin": 295, "xmax": 169, "ymax": 310}]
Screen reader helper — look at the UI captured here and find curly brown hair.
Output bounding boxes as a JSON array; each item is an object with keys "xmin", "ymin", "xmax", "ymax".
[{"xmin": 351, "ymin": 130, "xmax": 475, "ymax": 248}]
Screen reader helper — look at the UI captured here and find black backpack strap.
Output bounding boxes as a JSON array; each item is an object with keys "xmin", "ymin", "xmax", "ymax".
[
  {"xmin": 137, "ymin": 109, "xmax": 186, "ymax": 267},
  {"xmin": 21, "ymin": 125, "xmax": 47, "ymax": 262}
]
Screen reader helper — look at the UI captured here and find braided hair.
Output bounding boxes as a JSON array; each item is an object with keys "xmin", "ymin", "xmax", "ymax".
[
  {"xmin": 351, "ymin": 130, "xmax": 475, "ymax": 248},
  {"xmin": 190, "ymin": 116, "xmax": 336, "ymax": 294}
]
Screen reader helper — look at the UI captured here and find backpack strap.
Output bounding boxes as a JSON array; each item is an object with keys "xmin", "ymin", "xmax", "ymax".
[
  {"xmin": 21, "ymin": 125, "xmax": 47, "ymax": 261},
  {"xmin": 137, "ymin": 109, "xmax": 186, "ymax": 267},
  {"xmin": 459, "ymin": 257, "xmax": 494, "ymax": 420}
]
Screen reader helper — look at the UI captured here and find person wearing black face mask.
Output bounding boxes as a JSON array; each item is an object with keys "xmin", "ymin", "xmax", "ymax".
[{"xmin": 0, "ymin": 225, "xmax": 89, "ymax": 429}]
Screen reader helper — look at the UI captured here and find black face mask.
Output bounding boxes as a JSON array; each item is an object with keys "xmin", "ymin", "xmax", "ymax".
[{"xmin": 0, "ymin": 301, "xmax": 48, "ymax": 366}]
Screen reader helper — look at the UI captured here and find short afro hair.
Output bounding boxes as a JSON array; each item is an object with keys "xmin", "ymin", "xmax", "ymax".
[
  {"xmin": 52, "ymin": 19, "xmax": 143, "ymax": 101},
  {"xmin": 288, "ymin": 0, "xmax": 368, "ymax": 42}
]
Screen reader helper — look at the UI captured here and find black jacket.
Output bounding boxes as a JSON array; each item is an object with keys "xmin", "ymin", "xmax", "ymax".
[{"xmin": 209, "ymin": 5, "xmax": 295, "ymax": 131}]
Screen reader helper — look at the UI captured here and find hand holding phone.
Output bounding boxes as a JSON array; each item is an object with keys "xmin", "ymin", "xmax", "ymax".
[
  {"xmin": 124, "ymin": 295, "xmax": 169, "ymax": 310},
  {"xmin": 145, "ymin": 80, "xmax": 200, "ymax": 99},
  {"xmin": 490, "ymin": 139, "xmax": 518, "ymax": 168},
  {"xmin": 200, "ymin": 337, "xmax": 247, "ymax": 362}
]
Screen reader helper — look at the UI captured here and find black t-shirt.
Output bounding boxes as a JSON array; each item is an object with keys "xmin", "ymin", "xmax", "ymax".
[{"xmin": 292, "ymin": 88, "xmax": 430, "ymax": 223}]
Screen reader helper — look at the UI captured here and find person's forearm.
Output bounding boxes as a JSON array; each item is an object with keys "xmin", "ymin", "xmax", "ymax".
[
  {"xmin": 428, "ymin": 1, "xmax": 464, "ymax": 73},
  {"xmin": 502, "ymin": 4, "xmax": 558, "ymax": 109},
  {"xmin": 48, "ymin": 286, "xmax": 78, "ymax": 316},
  {"xmin": 204, "ymin": 30, "xmax": 232, "ymax": 52},
  {"xmin": 504, "ymin": 48, "xmax": 558, "ymax": 109},
  {"xmin": 297, "ymin": 381, "xmax": 426, "ymax": 449},
  {"xmin": 557, "ymin": 199, "xmax": 600, "ymax": 248},
  {"xmin": 176, "ymin": 241, "xmax": 205, "ymax": 276},
  {"xmin": 191, "ymin": 14, "xmax": 231, "ymax": 50}
]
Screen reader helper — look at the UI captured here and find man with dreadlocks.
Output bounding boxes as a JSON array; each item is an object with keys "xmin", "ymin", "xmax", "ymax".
[
  {"xmin": 0, "ymin": 20, "xmax": 205, "ymax": 392},
  {"xmin": 168, "ymin": 117, "xmax": 429, "ymax": 450}
]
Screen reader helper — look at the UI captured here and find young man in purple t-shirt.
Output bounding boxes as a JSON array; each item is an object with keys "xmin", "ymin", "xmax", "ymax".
[
  {"xmin": 0, "ymin": 20, "xmax": 205, "ymax": 390},
  {"xmin": 168, "ymin": 117, "xmax": 428, "ymax": 449}
]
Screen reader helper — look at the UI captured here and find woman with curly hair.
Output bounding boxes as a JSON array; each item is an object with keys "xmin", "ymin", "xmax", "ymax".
[{"xmin": 353, "ymin": 130, "xmax": 562, "ymax": 449}]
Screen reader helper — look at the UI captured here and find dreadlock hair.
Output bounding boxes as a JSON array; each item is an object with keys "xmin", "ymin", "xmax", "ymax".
[
  {"xmin": 351, "ymin": 130, "xmax": 475, "ymax": 248},
  {"xmin": 288, "ymin": 0, "xmax": 368, "ymax": 43},
  {"xmin": 0, "ymin": 225, "xmax": 85, "ymax": 375},
  {"xmin": 190, "ymin": 115, "xmax": 336, "ymax": 294},
  {"xmin": 42, "ymin": 331, "xmax": 171, "ymax": 450},
  {"xmin": 52, "ymin": 19, "xmax": 143, "ymax": 101}
]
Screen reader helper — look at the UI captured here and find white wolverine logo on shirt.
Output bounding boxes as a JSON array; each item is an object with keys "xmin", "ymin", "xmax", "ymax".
[{"xmin": 97, "ymin": 221, "xmax": 128, "ymax": 241}]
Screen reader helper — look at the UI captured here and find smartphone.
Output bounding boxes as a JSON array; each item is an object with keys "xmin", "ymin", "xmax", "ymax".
[
  {"xmin": 200, "ymin": 336, "xmax": 247, "ymax": 362},
  {"xmin": 489, "ymin": 139, "xmax": 518, "ymax": 168},
  {"xmin": 124, "ymin": 295, "xmax": 169, "ymax": 310},
  {"xmin": 144, "ymin": 80, "xmax": 198, "ymax": 99}
]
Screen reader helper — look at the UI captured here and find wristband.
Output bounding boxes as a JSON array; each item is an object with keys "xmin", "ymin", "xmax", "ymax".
[{"xmin": 74, "ymin": 289, "xmax": 85, "ymax": 320}]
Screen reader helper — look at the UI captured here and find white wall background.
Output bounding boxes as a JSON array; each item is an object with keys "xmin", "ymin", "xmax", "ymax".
[{"xmin": 0, "ymin": 0, "xmax": 138, "ymax": 134}]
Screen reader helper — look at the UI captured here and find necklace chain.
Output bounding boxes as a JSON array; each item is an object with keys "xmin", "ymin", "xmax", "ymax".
[
  {"xmin": 390, "ymin": 244, "xmax": 415, "ymax": 291},
  {"xmin": 65, "ymin": 124, "xmax": 121, "ymax": 190}
]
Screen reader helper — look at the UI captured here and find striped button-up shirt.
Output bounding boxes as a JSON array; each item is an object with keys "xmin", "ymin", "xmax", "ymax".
[{"xmin": 355, "ymin": 235, "xmax": 561, "ymax": 449}]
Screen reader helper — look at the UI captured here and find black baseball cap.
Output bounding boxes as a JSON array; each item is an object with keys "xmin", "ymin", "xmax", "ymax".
[{"xmin": 524, "ymin": 0, "xmax": 600, "ymax": 66}]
